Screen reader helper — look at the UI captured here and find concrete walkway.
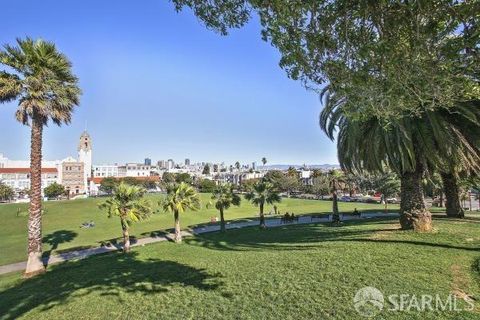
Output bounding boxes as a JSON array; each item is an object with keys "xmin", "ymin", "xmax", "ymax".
[{"xmin": 0, "ymin": 212, "xmax": 398, "ymax": 275}]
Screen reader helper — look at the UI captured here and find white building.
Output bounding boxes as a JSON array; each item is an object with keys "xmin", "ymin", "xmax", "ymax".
[
  {"xmin": 167, "ymin": 159, "xmax": 174, "ymax": 170},
  {"xmin": 125, "ymin": 163, "xmax": 154, "ymax": 177},
  {"xmin": 0, "ymin": 167, "xmax": 58, "ymax": 194},
  {"xmin": 0, "ymin": 130, "xmax": 93, "ymax": 196},
  {"xmin": 93, "ymin": 165, "xmax": 121, "ymax": 178}
]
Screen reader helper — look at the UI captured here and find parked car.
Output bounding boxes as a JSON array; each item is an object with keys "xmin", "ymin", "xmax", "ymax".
[
  {"xmin": 340, "ymin": 196, "xmax": 352, "ymax": 202},
  {"xmin": 386, "ymin": 197, "xmax": 400, "ymax": 204}
]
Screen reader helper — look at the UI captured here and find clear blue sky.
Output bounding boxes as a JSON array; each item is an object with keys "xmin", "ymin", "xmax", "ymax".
[{"xmin": 0, "ymin": 0, "xmax": 337, "ymax": 165}]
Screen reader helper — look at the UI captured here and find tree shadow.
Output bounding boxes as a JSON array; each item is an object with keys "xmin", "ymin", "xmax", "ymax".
[
  {"xmin": 184, "ymin": 219, "xmax": 480, "ymax": 253},
  {"xmin": 0, "ymin": 252, "xmax": 223, "ymax": 319},
  {"xmin": 42, "ymin": 230, "xmax": 78, "ymax": 266}
]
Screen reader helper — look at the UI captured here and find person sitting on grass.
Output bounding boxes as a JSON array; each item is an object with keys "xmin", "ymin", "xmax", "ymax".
[
  {"xmin": 353, "ymin": 208, "xmax": 360, "ymax": 216},
  {"xmin": 291, "ymin": 213, "xmax": 296, "ymax": 222}
]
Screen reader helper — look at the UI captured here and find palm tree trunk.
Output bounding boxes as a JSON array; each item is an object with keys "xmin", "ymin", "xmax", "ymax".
[
  {"xmin": 219, "ymin": 207, "xmax": 226, "ymax": 232},
  {"xmin": 174, "ymin": 210, "xmax": 182, "ymax": 243},
  {"xmin": 332, "ymin": 191, "xmax": 340, "ymax": 223},
  {"xmin": 259, "ymin": 202, "xmax": 266, "ymax": 229},
  {"xmin": 441, "ymin": 172, "xmax": 464, "ymax": 218},
  {"xmin": 24, "ymin": 117, "xmax": 46, "ymax": 277},
  {"xmin": 121, "ymin": 219, "xmax": 130, "ymax": 253},
  {"xmin": 399, "ymin": 164, "xmax": 432, "ymax": 231}
]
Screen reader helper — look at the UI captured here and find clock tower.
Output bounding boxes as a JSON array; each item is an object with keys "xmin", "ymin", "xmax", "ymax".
[{"xmin": 78, "ymin": 131, "xmax": 92, "ymax": 192}]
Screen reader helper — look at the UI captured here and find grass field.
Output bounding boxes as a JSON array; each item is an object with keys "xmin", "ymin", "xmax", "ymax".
[
  {"xmin": 0, "ymin": 218, "xmax": 478, "ymax": 319},
  {"xmin": 0, "ymin": 194, "xmax": 395, "ymax": 265}
]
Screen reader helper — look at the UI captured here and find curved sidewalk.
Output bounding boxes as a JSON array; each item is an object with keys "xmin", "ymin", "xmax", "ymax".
[{"xmin": 0, "ymin": 212, "xmax": 398, "ymax": 275}]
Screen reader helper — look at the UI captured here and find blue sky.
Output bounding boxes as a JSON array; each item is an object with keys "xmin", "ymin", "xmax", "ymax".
[{"xmin": 0, "ymin": 0, "xmax": 337, "ymax": 165}]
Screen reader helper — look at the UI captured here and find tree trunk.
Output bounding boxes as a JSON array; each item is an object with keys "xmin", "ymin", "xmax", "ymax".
[
  {"xmin": 439, "ymin": 192, "xmax": 444, "ymax": 207},
  {"xmin": 174, "ymin": 210, "xmax": 182, "ymax": 243},
  {"xmin": 121, "ymin": 219, "xmax": 130, "ymax": 252},
  {"xmin": 259, "ymin": 202, "xmax": 266, "ymax": 229},
  {"xmin": 441, "ymin": 172, "xmax": 464, "ymax": 218},
  {"xmin": 219, "ymin": 207, "xmax": 226, "ymax": 232},
  {"xmin": 399, "ymin": 165, "xmax": 432, "ymax": 232},
  {"xmin": 24, "ymin": 117, "xmax": 46, "ymax": 277},
  {"xmin": 332, "ymin": 191, "xmax": 340, "ymax": 223}
]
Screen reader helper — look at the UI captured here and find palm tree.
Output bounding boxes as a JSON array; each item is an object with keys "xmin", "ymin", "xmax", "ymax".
[
  {"xmin": 0, "ymin": 38, "xmax": 81, "ymax": 277},
  {"xmin": 208, "ymin": 183, "xmax": 241, "ymax": 232},
  {"xmin": 245, "ymin": 180, "xmax": 281, "ymax": 229},
  {"xmin": 320, "ymin": 89, "xmax": 480, "ymax": 231},
  {"xmin": 438, "ymin": 100, "xmax": 480, "ymax": 218},
  {"xmin": 161, "ymin": 182, "xmax": 201, "ymax": 243},
  {"xmin": 261, "ymin": 157, "xmax": 267, "ymax": 170},
  {"xmin": 99, "ymin": 183, "xmax": 152, "ymax": 252},
  {"xmin": 235, "ymin": 161, "xmax": 241, "ymax": 171},
  {"xmin": 327, "ymin": 169, "xmax": 345, "ymax": 223}
]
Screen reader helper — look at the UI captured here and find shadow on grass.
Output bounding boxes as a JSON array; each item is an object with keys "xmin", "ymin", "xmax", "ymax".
[
  {"xmin": 185, "ymin": 219, "xmax": 480, "ymax": 253},
  {"xmin": 0, "ymin": 252, "xmax": 223, "ymax": 320},
  {"xmin": 42, "ymin": 230, "xmax": 78, "ymax": 266}
]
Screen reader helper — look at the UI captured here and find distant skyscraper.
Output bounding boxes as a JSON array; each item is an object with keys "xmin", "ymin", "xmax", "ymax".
[
  {"xmin": 157, "ymin": 160, "xmax": 166, "ymax": 169},
  {"xmin": 167, "ymin": 159, "xmax": 174, "ymax": 170},
  {"xmin": 144, "ymin": 158, "xmax": 151, "ymax": 166},
  {"xmin": 185, "ymin": 158, "xmax": 190, "ymax": 166},
  {"xmin": 252, "ymin": 162, "xmax": 256, "ymax": 170}
]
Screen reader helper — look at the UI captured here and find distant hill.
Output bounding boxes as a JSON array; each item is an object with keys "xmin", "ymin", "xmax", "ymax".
[{"xmin": 263, "ymin": 164, "xmax": 340, "ymax": 170}]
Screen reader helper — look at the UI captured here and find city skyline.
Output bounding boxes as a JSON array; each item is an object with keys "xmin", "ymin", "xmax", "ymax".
[{"xmin": 0, "ymin": 0, "xmax": 337, "ymax": 165}]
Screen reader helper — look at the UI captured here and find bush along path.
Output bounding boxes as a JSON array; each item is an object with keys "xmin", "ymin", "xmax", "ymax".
[{"xmin": 0, "ymin": 212, "xmax": 399, "ymax": 275}]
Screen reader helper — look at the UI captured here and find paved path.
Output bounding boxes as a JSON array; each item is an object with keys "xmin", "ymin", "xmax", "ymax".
[{"xmin": 0, "ymin": 212, "xmax": 399, "ymax": 275}]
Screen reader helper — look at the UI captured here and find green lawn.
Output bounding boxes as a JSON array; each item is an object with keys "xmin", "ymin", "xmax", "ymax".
[
  {"xmin": 0, "ymin": 194, "xmax": 394, "ymax": 265},
  {"xmin": 0, "ymin": 218, "xmax": 478, "ymax": 319}
]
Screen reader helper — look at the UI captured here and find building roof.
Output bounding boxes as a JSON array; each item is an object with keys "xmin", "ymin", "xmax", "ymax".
[{"xmin": 0, "ymin": 168, "xmax": 58, "ymax": 174}]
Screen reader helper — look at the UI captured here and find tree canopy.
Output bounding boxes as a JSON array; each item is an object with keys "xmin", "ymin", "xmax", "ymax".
[{"xmin": 171, "ymin": 1, "xmax": 479, "ymax": 120}]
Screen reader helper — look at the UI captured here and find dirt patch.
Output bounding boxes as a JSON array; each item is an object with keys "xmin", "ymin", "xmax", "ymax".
[
  {"xmin": 450, "ymin": 263, "xmax": 477, "ymax": 310},
  {"xmin": 369, "ymin": 224, "xmax": 400, "ymax": 240}
]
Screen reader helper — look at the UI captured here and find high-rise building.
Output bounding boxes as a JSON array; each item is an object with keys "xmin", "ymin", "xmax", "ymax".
[
  {"xmin": 185, "ymin": 158, "xmax": 190, "ymax": 166},
  {"xmin": 144, "ymin": 158, "xmax": 152, "ymax": 166},
  {"xmin": 78, "ymin": 131, "xmax": 92, "ymax": 190},
  {"xmin": 167, "ymin": 159, "xmax": 174, "ymax": 170},
  {"xmin": 252, "ymin": 162, "xmax": 256, "ymax": 170},
  {"xmin": 157, "ymin": 160, "xmax": 166, "ymax": 169}
]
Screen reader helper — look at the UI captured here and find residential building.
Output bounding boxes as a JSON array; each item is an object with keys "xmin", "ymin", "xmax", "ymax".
[
  {"xmin": 144, "ymin": 158, "xmax": 152, "ymax": 166},
  {"xmin": 0, "ymin": 168, "xmax": 58, "ymax": 193},
  {"xmin": 125, "ymin": 163, "xmax": 153, "ymax": 177},
  {"xmin": 93, "ymin": 165, "xmax": 121, "ymax": 178}
]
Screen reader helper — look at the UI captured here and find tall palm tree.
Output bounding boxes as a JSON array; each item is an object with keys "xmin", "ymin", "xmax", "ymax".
[
  {"xmin": 99, "ymin": 182, "xmax": 152, "ymax": 252},
  {"xmin": 320, "ymin": 89, "xmax": 480, "ymax": 231},
  {"xmin": 327, "ymin": 169, "xmax": 345, "ymax": 223},
  {"xmin": 208, "ymin": 183, "xmax": 241, "ymax": 232},
  {"xmin": 245, "ymin": 180, "xmax": 281, "ymax": 229},
  {"xmin": 235, "ymin": 161, "xmax": 241, "ymax": 171},
  {"xmin": 161, "ymin": 182, "xmax": 201, "ymax": 243},
  {"xmin": 261, "ymin": 157, "xmax": 267, "ymax": 170},
  {"xmin": 0, "ymin": 38, "xmax": 81, "ymax": 276}
]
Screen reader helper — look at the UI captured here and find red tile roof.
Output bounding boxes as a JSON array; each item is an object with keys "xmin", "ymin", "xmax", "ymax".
[{"xmin": 0, "ymin": 168, "xmax": 57, "ymax": 174}]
